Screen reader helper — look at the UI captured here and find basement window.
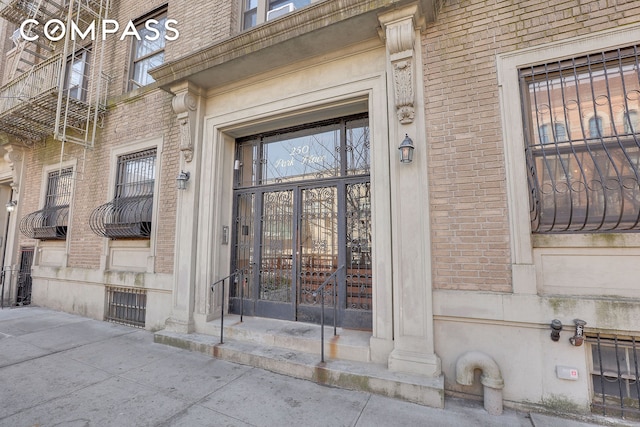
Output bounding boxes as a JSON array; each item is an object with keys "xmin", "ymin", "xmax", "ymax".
[
  {"xmin": 105, "ymin": 286, "xmax": 147, "ymax": 328},
  {"xmin": 588, "ymin": 334, "xmax": 640, "ymax": 421}
]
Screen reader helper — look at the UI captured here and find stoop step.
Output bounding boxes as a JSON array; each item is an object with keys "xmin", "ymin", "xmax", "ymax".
[{"xmin": 154, "ymin": 316, "xmax": 444, "ymax": 408}]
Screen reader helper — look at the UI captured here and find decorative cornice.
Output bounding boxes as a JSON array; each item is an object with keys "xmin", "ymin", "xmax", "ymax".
[{"xmin": 150, "ymin": 0, "xmax": 442, "ymax": 90}]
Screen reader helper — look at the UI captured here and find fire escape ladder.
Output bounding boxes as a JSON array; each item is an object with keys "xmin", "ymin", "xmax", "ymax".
[{"xmin": 55, "ymin": 0, "xmax": 110, "ymax": 183}]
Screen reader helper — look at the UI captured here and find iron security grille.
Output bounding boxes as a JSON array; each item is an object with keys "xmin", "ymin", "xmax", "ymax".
[
  {"xmin": 20, "ymin": 167, "xmax": 73, "ymax": 240},
  {"xmin": 520, "ymin": 45, "xmax": 640, "ymax": 233},
  {"xmin": 16, "ymin": 247, "xmax": 34, "ymax": 306},
  {"xmin": 588, "ymin": 334, "xmax": 640, "ymax": 421},
  {"xmin": 105, "ymin": 286, "xmax": 146, "ymax": 328},
  {"xmin": 90, "ymin": 148, "xmax": 156, "ymax": 239}
]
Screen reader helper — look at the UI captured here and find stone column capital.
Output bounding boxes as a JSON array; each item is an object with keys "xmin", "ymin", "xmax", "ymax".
[{"xmin": 378, "ymin": 4, "xmax": 423, "ymax": 125}]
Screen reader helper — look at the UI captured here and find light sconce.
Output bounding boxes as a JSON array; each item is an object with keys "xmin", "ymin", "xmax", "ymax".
[
  {"xmin": 5, "ymin": 200, "xmax": 17, "ymax": 213},
  {"xmin": 399, "ymin": 134, "xmax": 415, "ymax": 164},
  {"xmin": 176, "ymin": 170, "xmax": 190, "ymax": 190}
]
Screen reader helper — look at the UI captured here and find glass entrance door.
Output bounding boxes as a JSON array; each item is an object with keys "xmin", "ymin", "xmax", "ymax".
[{"xmin": 230, "ymin": 114, "xmax": 372, "ymax": 329}]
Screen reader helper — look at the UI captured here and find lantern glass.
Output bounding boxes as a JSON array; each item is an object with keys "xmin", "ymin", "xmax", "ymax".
[{"xmin": 398, "ymin": 134, "xmax": 415, "ymax": 163}]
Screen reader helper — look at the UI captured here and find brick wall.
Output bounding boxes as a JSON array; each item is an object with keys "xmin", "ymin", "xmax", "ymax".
[{"xmin": 422, "ymin": 0, "xmax": 638, "ymax": 291}]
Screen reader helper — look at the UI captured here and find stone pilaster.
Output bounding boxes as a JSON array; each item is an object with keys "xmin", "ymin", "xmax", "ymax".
[
  {"xmin": 165, "ymin": 82, "xmax": 202, "ymax": 333},
  {"xmin": 379, "ymin": 4, "xmax": 441, "ymax": 378}
]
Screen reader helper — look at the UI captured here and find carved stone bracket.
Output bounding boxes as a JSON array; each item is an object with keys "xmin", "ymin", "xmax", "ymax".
[
  {"xmin": 172, "ymin": 91, "xmax": 198, "ymax": 163},
  {"xmin": 379, "ymin": 7, "xmax": 422, "ymax": 124},
  {"xmin": 3, "ymin": 144, "xmax": 24, "ymax": 194}
]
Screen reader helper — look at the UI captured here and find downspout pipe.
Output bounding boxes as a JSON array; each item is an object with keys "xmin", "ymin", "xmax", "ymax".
[{"xmin": 455, "ymin": 351, "xmax": 505, "ymax": 415}]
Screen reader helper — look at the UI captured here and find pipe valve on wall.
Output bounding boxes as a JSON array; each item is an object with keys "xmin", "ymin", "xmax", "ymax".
[{"xmin": 569, "ymin": 319, "xmax": 587, "ymax": 346}]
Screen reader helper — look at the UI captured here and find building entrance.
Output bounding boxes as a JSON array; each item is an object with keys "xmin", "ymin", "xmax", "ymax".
[{"xmin": 231, "ymin": 114, "xmax": 372, "ymax": 329}]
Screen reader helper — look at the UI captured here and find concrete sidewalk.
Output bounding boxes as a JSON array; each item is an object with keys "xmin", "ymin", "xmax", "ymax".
[{"xmin": 0, "ymin": 307, "xmax": 621, "ymax": 427}]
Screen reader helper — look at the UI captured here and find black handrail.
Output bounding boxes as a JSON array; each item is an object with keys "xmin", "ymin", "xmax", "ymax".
[
  {"xmin": 312, "ymin": 265, "xmax": 344, "ymax": 363},
  {"xmin": 211, "ymin": 270, "xmax": 242, "ymax": 344}
]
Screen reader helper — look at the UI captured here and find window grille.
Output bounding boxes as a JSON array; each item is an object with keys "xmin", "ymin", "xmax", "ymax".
[
  {"xmin": 588, "ymin": 334, "xmax": 640, "ymax": 420},
  {"xmin": 519, "ymin": 45, "xmax": 640, "ymax": 233},
  {"xmin": 105, "ymin": 286, "xmax": 146, "ymax": 328},
  {"xmin": 19, "ymin": 167, "xmax": 73, "ymax": 240},
  {"xmin": 89, "ymin": 148, "xmax": 156, "ymax": 239}
]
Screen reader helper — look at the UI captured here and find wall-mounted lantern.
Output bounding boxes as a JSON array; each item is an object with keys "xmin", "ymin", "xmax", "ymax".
[
  {"xmin": 399, "ymin": 134, "xmax": 415, "ymax": 164},
  {"xmin": 5, "ymin": 200, "xmax": 17, "ymax": 213},
  {"xmin": 176, "ymin": 171, "xmax": 190, "ymax": 190}
]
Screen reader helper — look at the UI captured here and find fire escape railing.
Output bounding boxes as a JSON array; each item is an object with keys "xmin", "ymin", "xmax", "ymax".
[{"xmin": 0, "ymin": 53, "xmax": 62, "ymax": 115}]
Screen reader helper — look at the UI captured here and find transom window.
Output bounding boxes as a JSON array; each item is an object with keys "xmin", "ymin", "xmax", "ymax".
[
  {"xmin": 242, "ymin": 0, "xmax": 312, "ymax": 30},
  {"xmin": 129, "ymin": 8, "xmax": 167, "ymax": 90},
  {"xmin": 520, "ymin": 45, "xmax": 640, "ymax": 233},
  {"xmin": 235, "ymin": 114, "xmax": 370, "ymax": 187}
]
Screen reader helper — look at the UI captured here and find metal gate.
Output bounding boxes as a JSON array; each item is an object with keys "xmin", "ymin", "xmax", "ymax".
[{"xmin": 16, "ymin": 247, "xmax": 34, "ymax": 305}]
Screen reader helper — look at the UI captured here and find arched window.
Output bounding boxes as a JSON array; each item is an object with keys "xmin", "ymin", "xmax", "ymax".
[
  {"xmin": 624, "ymin": 110, "xmax": 639, "ymax": 134},
  {"xmin": 538, "ymin": 124, "xmax": 551, "ymax": 144},
  {"xmin": 554, "ymin": 123, "xmax": 568, "ymax": 142},
  {"xmin": 588, "ymin": 116, "xmax": 604, "ymax": 138}
]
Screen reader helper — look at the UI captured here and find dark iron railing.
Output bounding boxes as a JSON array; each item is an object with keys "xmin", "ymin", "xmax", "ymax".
[
  {"xmin": 211, "ymin": 269, "xmax": 245, "ymax": 344},
  {"xmin": 89, "ymin": 195, "xmax": 153, "ymax": 239},
  {"xmin": 313, "ymin": 264, "xmax": 344, "ymax": 363}
]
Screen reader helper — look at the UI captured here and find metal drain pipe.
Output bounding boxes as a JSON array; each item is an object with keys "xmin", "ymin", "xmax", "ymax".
[{"xmin": 455, "ymin": 351, "xmax": 505, "ymax": 415}]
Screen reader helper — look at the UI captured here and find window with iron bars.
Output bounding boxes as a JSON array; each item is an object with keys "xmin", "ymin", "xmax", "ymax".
[
  {"xmin": 19, "ymin": 167, "xmax": 73, "ymax": 240},
  {"xmin": 89, "ymin": 148, "xmax": 156, "ymax": 239},
  {"xmin": 519, "ymin": 45, "xmax": 640, "ymax": 233},
  {"xmin": 588, "ymin": 334, "xmax": 640, "ymax": 421},
  {"xmin": 105, "ymin": 286, "xmax": 146, "ymax": 328}
]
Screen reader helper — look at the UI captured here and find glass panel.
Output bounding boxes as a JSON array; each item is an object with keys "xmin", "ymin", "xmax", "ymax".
[
  {"xmin": 233, "ymin": 193, "xmax": 255, "ymax": 299},
  {"xmin": 243, "ymin": 10, "xmax": 257, "ymax": 29},
  {"xmin": 260, "ymin": 190, "xmax": 293, "ymax": 302},
  {"xmin": 134, "ymin": 17, "xmax": 167, "ymax": 58},
  {"xmin": 132, "ymin": 52, "xmax": 164, "ymax": 87},
  {"xmin": 346, "ymin": 118, "xmax": 370, "ymax": 175},
  {"xmin": 66, "ymin": 51, "xmax": 89, "ymax": 101},
  {"xmin": 298, "ymin": 186, "xmax": 338, "ymax": 306},
  {"xmin": 346, "ymin": 182, "xmax": 372, "ymax": 310},
  {"xmin": 269, "ymin": 0, "xmax": 310, "ymax": 11},
  {"xmin": 262, "ymin": 126, "xmax": 340, "ymax": 184},
  {"xmin": 236, "ymin": 143, "xmax": 258, "ymax": 188}
]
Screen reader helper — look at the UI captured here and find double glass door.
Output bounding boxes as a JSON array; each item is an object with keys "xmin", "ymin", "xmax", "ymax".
[{"xmin": 231, "ymin": 114, "xmax": 372, "ymax": 329}]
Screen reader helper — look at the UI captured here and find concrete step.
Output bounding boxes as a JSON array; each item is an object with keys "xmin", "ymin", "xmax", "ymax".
[
  {"xmin": 154, "ymin": 315, "xmax": 445, "ymax": 408},
  {"xmin": 196, "ymin": 315, "xmax": 372, "ymax": 363}
]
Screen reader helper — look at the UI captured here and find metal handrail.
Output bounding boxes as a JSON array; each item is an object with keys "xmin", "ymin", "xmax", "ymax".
[
  {"xmin": 211, "ymin": 269, "xmax": 242, "ymax": 345},
  {"xmin": 312, "ymin": 265, "xmax": 344, "ymax": 363}
]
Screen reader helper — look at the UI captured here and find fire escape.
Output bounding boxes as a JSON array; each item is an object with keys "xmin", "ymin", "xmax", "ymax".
[
  {"xmin": 0, "ymin": 0, "xmax": 110, "ymax": 242},
  {"xmin": 0, "ymin": 0, "xmax": 110, "ymax": 149}
]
